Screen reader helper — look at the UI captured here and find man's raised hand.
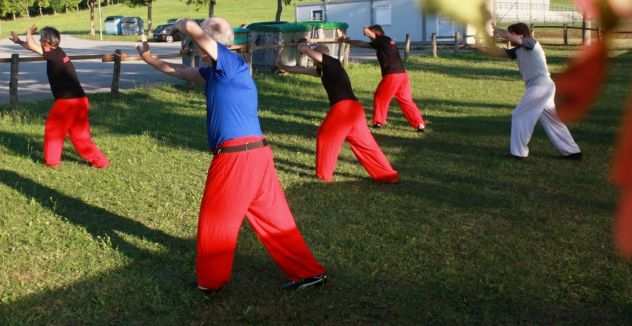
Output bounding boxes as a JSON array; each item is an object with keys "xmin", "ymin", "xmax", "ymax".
[
  {"xmin": 9, "ymin": 31, "xmax": 22, "ymax": 44},
  {"xmin": 137, "ymin": 41, "xmax": 151, "ymax": 60}
]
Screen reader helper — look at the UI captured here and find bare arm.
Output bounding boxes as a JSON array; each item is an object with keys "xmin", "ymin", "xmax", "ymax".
[
  {"xmin": 137, "ymin": 42, "xmax": 204, "ymax": 84},
  {"xmin": 344, "ymin": 38, "xmax": 372, "ymax": 48},
  {"xmin": 176, "ymin": 19, "xmax": 218, "ymax": 61},
  {"xmin": 298, "ymin": 43, "xmax": 323, "ymax": 64},
  {"xmin": 277, "ymin": 64, "xmax": 319, "ymax": 77},
  {"xmin": 494, "ymin": 28, "xmax": 523, "ymax": 46},
  {"xmin": 9, "ymin": 25, "xmax": 43, "ymax": 55}
]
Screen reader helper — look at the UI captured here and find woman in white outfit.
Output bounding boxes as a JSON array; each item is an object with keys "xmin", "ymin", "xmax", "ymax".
[{"xmin": 495, "ymin": 23, "xmax": 582, "ymax": 160}]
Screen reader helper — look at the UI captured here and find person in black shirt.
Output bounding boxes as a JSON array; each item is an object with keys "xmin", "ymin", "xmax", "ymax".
[
  {"xmin": 9, "ymin": 25, "xmax": 109, "ymax": 169},
  {"xmin": 277, "ymin": 41, "xmax": 399, "ymax": 183},
  {"xmin": 346, "ymin": 25, "xmax": 426, "ymax": 131}
]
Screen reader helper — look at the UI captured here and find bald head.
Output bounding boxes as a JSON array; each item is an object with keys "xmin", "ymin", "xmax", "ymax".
[{"xmin": 200, "ymin": 17, "xmax": 234, "ymax": 46}]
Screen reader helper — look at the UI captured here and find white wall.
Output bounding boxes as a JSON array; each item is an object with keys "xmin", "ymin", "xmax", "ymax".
[{"xmin": 296, "ymin": 0, "xmax": 468, "ymax": 42}]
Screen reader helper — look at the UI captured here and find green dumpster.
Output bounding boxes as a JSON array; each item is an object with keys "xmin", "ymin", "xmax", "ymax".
[{"xmin": 247, "ymin": 21, "xmax": 349, "ymax": 71}]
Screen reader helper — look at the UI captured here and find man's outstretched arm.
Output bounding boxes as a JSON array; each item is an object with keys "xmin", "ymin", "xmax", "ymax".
[{"xmin": 137, "ymin": 41, "xmax": 205, "ymax": 84}]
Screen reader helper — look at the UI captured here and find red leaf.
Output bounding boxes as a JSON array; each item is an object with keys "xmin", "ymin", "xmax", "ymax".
[
  {"xmin": 611, "ymin": 104, "xmax": 632, "ymax": 188},
  {"xmin": 614, "ymin": 190, "xmax": 632, "ymax": 258},
  {"xmin": 554, "ymin": 40, "xmax": 609, "ymax": 123}
]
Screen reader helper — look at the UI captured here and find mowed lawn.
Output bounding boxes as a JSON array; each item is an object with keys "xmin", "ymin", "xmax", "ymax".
[
  {"xmin": 0, "ymin": 0, "xmax": 295, "ymax": 40},
  {"xmin": 1, "ymin": 47, "xmax": 631, "ymax": 324}
]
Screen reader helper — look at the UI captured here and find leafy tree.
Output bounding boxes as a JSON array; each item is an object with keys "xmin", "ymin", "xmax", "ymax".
[
  {"xmin": 34, "ymin": 0, "xmax": 50, "ymax": 16},
  {"xmin": 182, "ymin": 0, "xmax": 216, "ymax": 18},
  {"xmin": 122, "ymin": 0, "xmax": 154, "ymax": 32},
  {"xmin": 275, "ymin": 0, "xmax": 292, "ymax": 22}
]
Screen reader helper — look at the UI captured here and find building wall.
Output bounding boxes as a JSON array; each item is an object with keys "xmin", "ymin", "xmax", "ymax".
[{"xmin": 295, "ymin": 0, "xmax": 467, "ymax": 42}]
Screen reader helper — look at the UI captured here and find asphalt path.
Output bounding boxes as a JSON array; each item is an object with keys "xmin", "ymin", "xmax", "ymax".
[{"xmin": 0, "ymin": 35, "xmax": 184, "ymax": 104}]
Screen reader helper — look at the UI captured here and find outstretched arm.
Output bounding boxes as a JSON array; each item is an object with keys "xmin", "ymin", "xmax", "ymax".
[
  {"xmin": 276, "ymin": 44, "xmax": 319, "ymax": 77},
  {"xmin": 176, "ymin": 19, "xmax": 218, "ymax": 61},
  {"xmin": 298, "ymin": 42, "xmax": 323, "ymax": 64},
  {"xmin": 137, "ymin": 41, "xmax": 205, "ymax": 84},
  {"xmin": 277, "ymin": 64, "xmax": 319, "ymax": 77},
  {"xmin": 9, "ymin": 25, "xmax": 43, "ymax": 55}
]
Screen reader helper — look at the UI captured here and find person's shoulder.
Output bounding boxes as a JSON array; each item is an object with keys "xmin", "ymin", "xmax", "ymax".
[{"xmin": 521, "ymin": 37, "xmax": 537, "ymax": 50}]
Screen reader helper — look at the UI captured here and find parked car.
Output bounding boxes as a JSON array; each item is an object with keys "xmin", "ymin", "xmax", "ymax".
[
  {"xmin": 153, "ymin": 19, "xmax": 204, "ymax": 42},
  {"xmin": 120, "ymin": 17, "xmax": 144, "ymax": 35},
  {"xmin": 104, "ymin": 16, "xmax": 124, "ymax": 35}
]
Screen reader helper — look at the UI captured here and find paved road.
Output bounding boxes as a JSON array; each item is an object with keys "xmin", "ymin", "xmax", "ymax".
[
  {"xmin": 0, "ymin": 35, "xmax": 183, "ymax": 104},
  {"xmin": 0, "ymin": 35, "xmax": 410, "ymax": 105}
]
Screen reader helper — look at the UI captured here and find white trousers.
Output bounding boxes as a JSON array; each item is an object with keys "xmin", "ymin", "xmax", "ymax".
[{"xmin": 510, "ymin": 79, "xmax": 581, "ymax": 157}]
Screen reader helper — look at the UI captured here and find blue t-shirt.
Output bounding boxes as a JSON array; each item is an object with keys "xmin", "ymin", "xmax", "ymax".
[{"xmin": 199, "ymin": 44, "xmax": 263, "ymax": 151}]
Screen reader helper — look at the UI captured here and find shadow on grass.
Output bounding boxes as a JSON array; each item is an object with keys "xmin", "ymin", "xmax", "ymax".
[{"xmin": 0, "ymin": 130, "xmax": 86, "ymax": 165}]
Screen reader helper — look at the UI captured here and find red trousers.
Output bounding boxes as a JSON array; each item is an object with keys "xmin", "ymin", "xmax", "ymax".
[
  {"xmin": 317, "ymin": 100, "xmax": 399, "ymax": 183},
  {"xmin": 44, "ymin": 97, "xmax": 109, "ymax": 168},
  {"xmin": 372, "ymin": 72, "xmax": 425, "ymax": 128},
  {"xmin": 196, "ymin": 136, "xmax": 325, "ymax": 289}
]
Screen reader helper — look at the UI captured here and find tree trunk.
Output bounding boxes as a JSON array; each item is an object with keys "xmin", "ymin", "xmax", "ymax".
[
  {"xmin": 209, "ymin": 0, "xmax": 216, "ymax": 17},
  {"xmin": 39, "ymin": 5, "xmax": 43, "ymax": 16},
  {"xmin": 12, "ymin": 12, "xmax": 16, "ymax": 20},
  {"xmin": 147, "ymin": 0, "xmax": 153, "ymax": 32},
  {"xmin": 275, "ymin": 0, "xmax": 283, "ymax": 22},
  {"xmin": 90, "ymin": 1, "xmax": 96, "ymax": 37}
]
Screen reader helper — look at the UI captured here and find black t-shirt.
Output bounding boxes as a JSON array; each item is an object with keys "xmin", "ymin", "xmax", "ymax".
[
  {"xmin": 43, "ymin": 47, "xmax": 85, "ymax": 99},
  {"xmin": 317, "ymin": 54, "xmax": 358, "ymax": 106},
  {"xmin": 370, "ymin": 35, "xmax": 405, "ymax": 76}
]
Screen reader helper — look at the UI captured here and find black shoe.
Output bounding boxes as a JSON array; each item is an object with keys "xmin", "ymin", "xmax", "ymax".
[
  {"xmin": 562, "ymin": 152, "xmax": 582, "ymax": 161},
  {"xmin": 281, "ymin": 273, "xmax": 328, "ymax": 290},
  {"xmin": 372, "ymin": 123, "xmax": 383, "ymax": 129}
]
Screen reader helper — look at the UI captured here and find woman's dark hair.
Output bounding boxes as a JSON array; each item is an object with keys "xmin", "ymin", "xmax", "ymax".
[
  {"xmin": 39, "ymin": 27, "xmax": 61, "ymax": 47},
  {"xmin": 368, "ymin": 24, "xmax": 384, "ymax": 35},
  {"xmin": 507, "ymin": 23, "xmax": 531, "ymax": 37}
]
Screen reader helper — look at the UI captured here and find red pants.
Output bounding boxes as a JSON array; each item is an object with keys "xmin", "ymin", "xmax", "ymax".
[
  {"xmin": 372, "ymin": 73, "xmax": 425, "ymax": 128},
  {"xmin": 317, "ymin": 100, "xmax": 399, "ymax": 183},
  {"xmin": 44, "ymin": 97, "xmax": 109, "ymax": 168},
  {"xmin": 196, "ymin": 136, "xmax": 325, "ymax": 289}
]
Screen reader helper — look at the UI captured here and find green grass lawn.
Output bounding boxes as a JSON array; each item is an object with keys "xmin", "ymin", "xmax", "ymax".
[
  {"xmin": 1, "ymin": 47, "xmax": 631, "ymax": 324},
  {"xmin": 0, "ymin": 0, "xmax": 295, "ymax": 40}
]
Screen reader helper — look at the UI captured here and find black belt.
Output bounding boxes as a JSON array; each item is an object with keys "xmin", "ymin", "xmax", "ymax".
[{"xmin": 213, "ymin": 139, "xmax": 268, "ymax": 155}]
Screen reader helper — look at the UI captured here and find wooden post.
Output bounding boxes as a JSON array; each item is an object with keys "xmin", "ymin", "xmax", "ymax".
[
  {"xmin": 111, "ymin": 49, "xmax": 122, "ymax": 96},
  {"xmin": 404, "ymin": 33, "xmax": 411, "ymax": 62},
  {"xmin": 187, "ymin": 54, "xmax": 198, "ymax": 88},
  {"xmin": 343, "ymin": 41, "xmax": 351, "ymax": 66},
  {"xmin": 563, "ymin": 24, "xmax": 568, "ymax": 45},
  {"xmin": 9, "ymin": 54, "xmax": 19, "ymax": 107},
  {"xmin": 454, "ymin": 31, "xmax": 460, "ymax": 53},
  {"xmin": 431, "ymin": 33, "xmax": 437, "ymax": 58},
  {"xmin": 530, "ymin": 23, "xmax": 535, "ymax": 38}
]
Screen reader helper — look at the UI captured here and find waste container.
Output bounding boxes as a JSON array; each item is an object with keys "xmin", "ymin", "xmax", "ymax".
[
  {"xmin": 233, "ymin": 27, "xmax": 249, "ymax": 46},
  {"xmin": 246, "ymin": 21, "xmax": 348, "ymax": 71}
]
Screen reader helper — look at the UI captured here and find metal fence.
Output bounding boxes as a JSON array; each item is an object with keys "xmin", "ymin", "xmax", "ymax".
[{"xmin": 494, "ymin": 0, "xmax": 583, "ymax": 24}]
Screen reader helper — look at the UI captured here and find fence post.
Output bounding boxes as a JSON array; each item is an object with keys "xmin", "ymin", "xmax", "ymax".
[
  {"xmin": 404, "ymin": 33, "xmax": 411, "ymax": 62},
  {"xmin": 454, "ymin": 31, "xmax": 460, "ymax": 53},
  {"xmin": 343, "ymin": 41, "xmax": 351, "ymax": 66},
  {"xmin": 9, "ymin": 54, "xmax": 19, "ymax": 107},
  {"xmin": 530, "ymin": 24, "xmax": 535, "ymax": 38},
  {"xmin": 563, "ymin": 24, "xmax": 568, "ymax": 45},
  {"xmin": 431, "ymin": 33, "xmax": 437, "ymax": 58},
  {"xmin": 111, "ymin": 49, "xmax": 122, "ymax": 96}
]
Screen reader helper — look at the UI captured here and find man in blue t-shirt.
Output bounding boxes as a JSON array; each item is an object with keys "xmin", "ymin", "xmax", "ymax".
[{"xmin": 137, "ymin": 17, "xmax": 326, "ymax": 292}]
